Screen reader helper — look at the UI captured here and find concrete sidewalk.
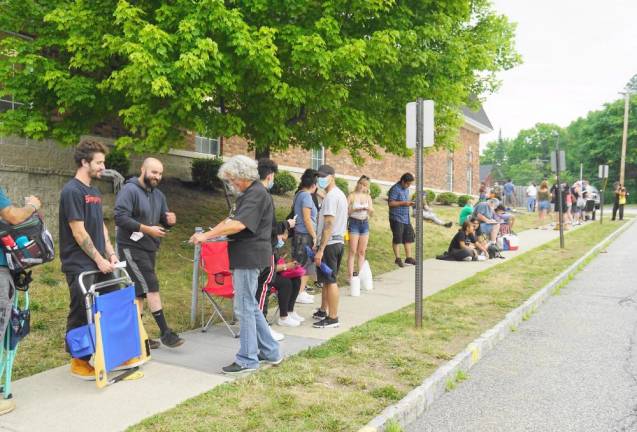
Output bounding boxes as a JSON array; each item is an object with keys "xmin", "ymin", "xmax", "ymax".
[{"xmin": 0, "ymin": 221, "xmax": 597, "ymax": 432}]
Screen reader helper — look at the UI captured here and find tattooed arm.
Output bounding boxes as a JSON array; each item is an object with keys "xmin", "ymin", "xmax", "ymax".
[
  {"xmin": 69, "ymin": 220, "xmax": 114, "ymax": 273},
  {"xmin": 314, "ymin": 215, "xmax": 334, "ymax": 266}
]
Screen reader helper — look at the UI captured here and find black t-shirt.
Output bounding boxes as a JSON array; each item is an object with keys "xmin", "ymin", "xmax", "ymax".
[
  {"xmin": 227, "ymin": 181, "xmax": 273, "ymax": 269},
  {"xmin": 59, "ymin": 178, "xmax": 106, "ymax": 274},
  {"xmin": 448, "ymin": 230, "xmax": 476, "ymax": 252}
]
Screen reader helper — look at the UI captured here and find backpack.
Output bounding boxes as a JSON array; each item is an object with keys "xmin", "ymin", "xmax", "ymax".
[
  {"xmin": 488, "ymin": 243, "xmax": 505, "ymax": 259},
  {"xmin": 0, "ymin": 213, "xmax": 55, "ymax": 286}
]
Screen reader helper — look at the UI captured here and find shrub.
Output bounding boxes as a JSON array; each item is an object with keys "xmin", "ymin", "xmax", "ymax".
[
  {"xmin": 271, "ymin": 170, "xmax": 297, "ymax": 195},
  {"xmin": 335, "ymin": 178, "xmax": 349, "ymax": 195},
  {"xmin": 369, "ymin": 182, "xmax": 381, "ymax": 200},
  {"xmin": 436, "ymin": 191, "xmax": 458, "ymax": 205},
  {"xmin": 424, "ymin": 189, "xmax": 436, "ymax": 204},
  {"xmin": 105, "ymin": 147, "xmax": 130, "ymax": 176},
  {"xmin": 191, "ymin": 158, "xmax": 223, "ymax": 191},
  {"xmin": 457, "ymin": 194, "xmax": 474, "ymax": 207}
]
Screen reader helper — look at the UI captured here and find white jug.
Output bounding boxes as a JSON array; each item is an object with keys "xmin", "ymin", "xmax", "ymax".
[{"xmin": 350, "ymin": 275, "xmax": 361, "ymax": 297}]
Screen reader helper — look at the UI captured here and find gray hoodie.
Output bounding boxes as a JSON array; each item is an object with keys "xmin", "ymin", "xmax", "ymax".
[{"xmin": 114, "ymin": 177, "xmax": 170, "ymax": 252}]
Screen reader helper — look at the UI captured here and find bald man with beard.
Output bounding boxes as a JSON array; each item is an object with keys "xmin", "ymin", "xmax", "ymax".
[{"xmin": 114, "ymin": 158, "xmax": 184, "ymax": 349}]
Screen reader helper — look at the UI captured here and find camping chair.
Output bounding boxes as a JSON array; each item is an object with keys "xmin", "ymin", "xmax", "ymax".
[
  {"xmin": 0, "ymin": 283, "xmax": 29, "ymax": 401},
  {"xmin": 200, "ymin": 241, "xmax": 238, "ymax": 338}
]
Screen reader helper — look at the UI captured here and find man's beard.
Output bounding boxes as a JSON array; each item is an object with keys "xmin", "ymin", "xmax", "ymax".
[
  {"xmin": 89, "ymin": 167, "xmax": 103, "ymax": 179},
  {"xmin": 144, "ymin": 174, "xmax": 159, "ymax": 188}
]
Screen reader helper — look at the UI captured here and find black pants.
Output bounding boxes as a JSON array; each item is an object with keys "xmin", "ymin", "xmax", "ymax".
[
  {"xmin": 612, "ymin": 202, "xmax": 624, "ymax": 220},
  {"xmin": 449, "ymin": 248, "xmax": 475, "ymax": 261},
  {"xmin": 256, "ymin": 272, "xmax": 301, "ymax": 318}
]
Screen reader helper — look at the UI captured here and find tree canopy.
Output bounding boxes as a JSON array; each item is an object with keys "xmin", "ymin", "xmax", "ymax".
[{"xmin": 0, "ymin": 0, "xmax": 519, "ymax": 157}]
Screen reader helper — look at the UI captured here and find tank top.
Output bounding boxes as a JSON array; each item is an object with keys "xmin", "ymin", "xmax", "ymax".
[{"xmin": 350, "ymin": 194, "xmax": 370, "ymax": 221}]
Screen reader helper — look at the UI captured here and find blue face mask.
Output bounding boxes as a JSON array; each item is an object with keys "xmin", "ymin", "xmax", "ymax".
[
  {"xmin": 318, "ymin": 177, "xmax": 329, "ymax": 189},
  {"xmin": 268, "ymin": 179, "xmax": 274, "ymax": 190},
  {"xmin": 275, "ymin": 239, "xmax": 285, "ymax": 249}
]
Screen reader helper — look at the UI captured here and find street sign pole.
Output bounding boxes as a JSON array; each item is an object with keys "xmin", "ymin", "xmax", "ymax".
[
  {"xmin": 599, "ymin": 164, "xmax": 609, "ymax": 224},
  {"xmin": 554, "ymin": 137, "xmax": 565, "ymax": 249}
]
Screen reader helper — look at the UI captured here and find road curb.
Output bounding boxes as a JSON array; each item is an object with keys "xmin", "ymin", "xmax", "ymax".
[{"xmin": 361, "ymin": 219, "xmax": 635, "ymax": 432}]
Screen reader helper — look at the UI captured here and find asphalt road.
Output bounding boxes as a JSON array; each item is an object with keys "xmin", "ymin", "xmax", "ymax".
[{"xmin": 408, "ymin": 220, "xmax": 637, "ymax": 432}]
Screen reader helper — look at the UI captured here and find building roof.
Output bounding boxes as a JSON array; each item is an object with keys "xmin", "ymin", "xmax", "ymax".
[
  {"xmin": 462, "ymin": 105, "xmax": 493, "ymax": 134},
  {"xmin": 480, "ymin": 164, "xmax": 494, "ymax": 182}
]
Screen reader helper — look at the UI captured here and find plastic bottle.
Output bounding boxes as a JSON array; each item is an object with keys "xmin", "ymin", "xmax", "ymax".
[{"xmin": 350, "ymin": 273, "xmax": 361, "ymax": 297}]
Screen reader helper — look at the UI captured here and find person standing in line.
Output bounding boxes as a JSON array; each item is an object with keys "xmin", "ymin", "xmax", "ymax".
[
  {"xmin": 59, "ymin": 140, "xmax": 129, "ymax": 380},
  {"xmin": 0, "ymin": 187, "xmax": 41, "ymax": 415},
  {"xmin": 114, "ymin": 158, "xmax": 183, "ymax": 349},
  {"xmin": 190, "ymin": 155, "xmax": 281, "ymax": 374},
  {"xmin": 537, "ymin": 180, "xmax": 551, "ymax": 226},
  {"xmin": 612, "ymin": 184, "xmax": 629, "ymax": 221},
  {"xmin": 526, "ymin": 182, "xmax": 537, "ymax": 212},
  {"xmin": 478, "ymin": 182, "xmax": 487, "ymax": 202},
  {"xmin": 388, "ymin": 173, "xmax": 416, "ymax": 268},
  {"xmin": 503, "ymin": 179, "xmax": 516, "ymax": 208},
  {"xmin": 346, "ymin": 175, "xmax": 374, "ymax": 283},
  {"xmin": 312, "ymin": 165, "xmax": 348, "ymax": 329}
]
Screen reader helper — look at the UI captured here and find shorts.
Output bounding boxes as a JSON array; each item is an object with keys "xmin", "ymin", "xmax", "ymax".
[
  {"xmin": 316, "ymin": 243, "xmax": 344, "ymax": 285},
  {"xmin": 119, "ymin": 247, "xmax": 159, "ymax": 297},
  {"xmin": 480, "ymin": 223, "xmax": 497, "ymax": 236},
  {"xmin": 348, "ymin": 218, "xmax": 369, "ymax": 235},
  {"xmin": 389, "ymin": 219, "xmax": 415, "ymax": 244},
  {"xmin": 538, "ymin": 200, "xmax": 550, "ymax": 211},
  {"xmin": 291, "ymin": 233, "xmax": 317, "ymax": 277}
]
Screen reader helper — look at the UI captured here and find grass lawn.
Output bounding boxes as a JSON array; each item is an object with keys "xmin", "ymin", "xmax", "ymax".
[
  {"xmin": 128, "ymin": 219, "xmax": 626, "ymax": 432},
  {"xmin": 12, "ymin": 182, "xmax": 542, "ymax": 380}
]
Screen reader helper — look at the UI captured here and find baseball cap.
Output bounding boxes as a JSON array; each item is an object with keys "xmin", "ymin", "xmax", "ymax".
[{"xmin": 317, "ymin": 164, "xmax": 335, "ymax": 177}]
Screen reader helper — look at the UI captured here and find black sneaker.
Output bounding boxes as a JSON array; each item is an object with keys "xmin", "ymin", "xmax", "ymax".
[
  {"xmin": 444, "ymin": 222, "xmax": 453, "ymax": 228},
  {"xmin": 149, "ymin": 338, "xmax": 161, "ymax": 350},
  {"xmin": 312, "ymin": 309, "xmax": 327, "ymax": 321},
  {"xmin": 313, "ymin": 317, "xmax": 340, "ymax": 328},
  {"xmin": 160, "ymin": 330, "xmax": 185, "ymax": 348},
  {"xmin": 222, "ymin": 362, "xmax": 257, "ymax": 375},
  {"xmin": 404, "ymin": 257, "xmax": 417, "ymax": 266},
  {"xmin": 257, "ymin": 353, "xmax": 283, "ymax": 366},
  {"xmin": 395, "ymin": 257, "xmax": 404, "ymax": 267}
]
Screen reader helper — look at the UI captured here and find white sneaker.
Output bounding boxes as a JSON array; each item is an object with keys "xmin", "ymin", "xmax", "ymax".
[
  {"xmin": 269, "ymin": 326, "xmax": 285, "ymax": 341},
  {"xmin": 277, "ymin": 316, "xmax": 301, "ymax": 327},
  {"xmin": 296, "ymin": 291, "xmax": 314, "ymax": 304},
  {"xmin": 289, "ymin": 311, "xmax": 305, "ymax": 322}
]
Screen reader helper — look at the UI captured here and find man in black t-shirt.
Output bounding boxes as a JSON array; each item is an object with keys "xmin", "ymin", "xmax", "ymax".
[
  {"xmin": 59, "ymin": 139, "xmax": 127, "ymax": 380},
  {"xmin": 190, "ymin": 155, "xmax": 281, "ymax": 375}
]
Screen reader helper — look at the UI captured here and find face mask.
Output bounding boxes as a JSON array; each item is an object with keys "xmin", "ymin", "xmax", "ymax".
[
  {"xmin": 268, "ymin": 179, "xmax": 274, "ymax": 190},
  {"xmin": 275, "ymin": 239, "xmax": 285, "ymax": 249},
  {"xmin": 318, "ymin": 177, "xmax": 329, "ymax": 189}
]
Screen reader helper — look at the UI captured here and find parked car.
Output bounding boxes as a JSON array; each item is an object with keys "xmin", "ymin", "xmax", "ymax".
[{"xmin": 585, "ymin": 185, "xmax": 601, "ymax": 209}]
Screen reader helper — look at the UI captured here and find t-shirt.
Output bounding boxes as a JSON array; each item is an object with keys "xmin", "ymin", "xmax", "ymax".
[
  {"xmin": 0, "ymin": 187, "xmax": 12, "ymax": 267},
  {"xmin": 448, "ymin": 230, "xmax": 477, "ymax": 252},
  {"xmin": 458, "ymin": 204, "xmax": 474, "ymax": 225},
  {"xmin": 59, "ymin": 178, "xmax": 106, "ymax": 274},
  {"xmin": 293, "ymin": 191, "xmax": 317, "ymax": 235},
  {"xmin": 317, "ymin": 186, "xmax": 348, "ymax": 246},
  {"xmin": 227, "ymin": 181, "xmax": 273, "ymax": 269},
  {"xmin": 388, "ymin": 183, "xmax": 411, "ymax": 224},
  {"xmin": 472, "ymin": 201, "xmax": 494, "ymax": 221},
  {"xmin": 526, "ymin": 186, "xmax": 537, "ymax": 197}
]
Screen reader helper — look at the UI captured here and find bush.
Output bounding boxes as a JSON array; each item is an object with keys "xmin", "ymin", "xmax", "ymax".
[
  {"xmin": 191, "ymin": 158, "xmax": 223, "ymax": 191},
  {"xmin": 105, "ymin": 147, "xmax": 130, "ymax": 176},
  {"xmin": 369, "ymin": 183, "xmax": 381, "ymax": 200},
  {"xmin": 271, "ymin": 171, "xmax": 297, "ymax": 195},
  {"xmin": 424, "ymin": 189, "xmax": 436, "ymax": 204},
  {"xmin": 457, "ymin": 194, "xmax": 474, "ymax": 207},
  {"xmin": 335, "ymin": 178, "xmax": 349, "ymax": 195},
  {"xmin": 436, "ymin": 191, "xmax": 458, "ymax": 206}
]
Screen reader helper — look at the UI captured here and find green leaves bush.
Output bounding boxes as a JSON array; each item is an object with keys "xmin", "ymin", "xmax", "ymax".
[
  {"xmin": 436, "ymin": 192, "xmax": 458, "ymax": 206},
  {"xmin": 105, "ymin": 147, "xmax": 130, "ymax": 176},
  {"xmin": 335, "ymin": 178, "xmax": 349, "ymax": 195},
  {"xmin": 457, "ymin": 195, "xmax": 474, "ymax": 207},
  {"xmin": 424, "ymin": 189, "xmax": 436, "ymax": 204},
  {"xmin": 370, "ymin": 183, "xmax": 381, "ymax": 200},
  {"xmin": 271, "ymin": 171, "xmax": 297, "ymax": 195},
  {"xmin": 191, "ymin": 158, "xmax": 223, "ymax": 191}
]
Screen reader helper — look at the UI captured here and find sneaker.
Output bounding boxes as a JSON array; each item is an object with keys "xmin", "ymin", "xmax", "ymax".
[
  {"xmin": 269, "ymin": 326, "xmax": 285, "ymax": 341},
  {"xmin": 289, "ymin": 311, "xmax": 305, "ymax": 322},
  {"xmin": 404, "ymin": 257, "xmax": 417, "ymax": 265},
  {"xmin": 394, "ymin": 257, "xmax": 404, "ymax": 267},
  {"xmin": 161, "ymin": 330, "xmax": 185, "ymax": 348},
  {"xmin": 277, "ymin": 316, "xmax": 300, "ymax": 327},
  {"xmin": 257, "ymin": 353, "xmax": 284, "ymax": 366},
  {"xmin": 313, "ymin": 317, "xmax": 340, "ymax": 328},
  {"xmin": 70, "ymin": 358, "xmax": 96, "ymax": 381},
  {"xmin": 444, "ymin": 222, "xmax": 453, "ymax": 228},
  {"xmin": 312, "ymin": 309, "xmax": 327, "ymax": 321},
  {"xmin": 0, "ymin": 397, "xmax": 16, "ymax": 416},
  {"xmin": 113, "ymin": 356, "xmax": 147, "ymax": 371},
  {"xmin": 222, "ymin": 362, "xmax": 257, "ymax": 375},
  {"xmin": 149, "ymin": 338, "xmax": 161, "ymax": 350},
  {"xmin": 296, "ymin": 291, "xmax": 314, "ymax": 304}
]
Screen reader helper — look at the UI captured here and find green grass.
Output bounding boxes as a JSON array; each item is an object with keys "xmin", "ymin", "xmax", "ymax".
[{"xmin": 125, "ymin": 218, "xmax": 626, "ymax": 432}]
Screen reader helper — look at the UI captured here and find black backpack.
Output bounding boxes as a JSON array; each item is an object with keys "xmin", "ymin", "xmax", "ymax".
[{"xmin": 488, "ymin": 243, "xmax": 505, "ymax": 259}]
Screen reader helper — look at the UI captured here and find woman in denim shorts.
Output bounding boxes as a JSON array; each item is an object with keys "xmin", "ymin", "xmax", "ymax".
[{"xmin": 347, "ymin": 176, "xmax": 374, "ymax": 282}]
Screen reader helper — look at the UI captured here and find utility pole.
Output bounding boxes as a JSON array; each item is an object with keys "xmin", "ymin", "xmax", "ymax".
[{"xmin": 620, "ymin": 91, "xmax": 630, "ymax": 186}]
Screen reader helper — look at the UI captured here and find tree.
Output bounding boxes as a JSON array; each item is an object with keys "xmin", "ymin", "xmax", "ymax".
[{"xmin": 0, "ymin": 0, "xmax": 520, "ymax": 157}]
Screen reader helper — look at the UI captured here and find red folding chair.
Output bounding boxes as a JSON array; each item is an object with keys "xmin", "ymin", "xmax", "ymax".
[{"xmin": 200, "ymin": 241, "xmax": 237, "ymax": 338}]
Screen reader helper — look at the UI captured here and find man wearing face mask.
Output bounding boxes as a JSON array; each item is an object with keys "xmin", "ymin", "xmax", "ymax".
[{"xmin": 114, "ymin": 157, "xmax": 183, "ymax": 349}]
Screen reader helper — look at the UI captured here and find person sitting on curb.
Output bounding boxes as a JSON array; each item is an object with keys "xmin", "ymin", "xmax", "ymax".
[
  {"xmin": 472, "ymin": 198, "xmax": 501, "ymax": 244},
  {"xmin": 446, "ymin": 220, "xmax": 481, "ymax": 261},
  {"xmin": 459, "ymin": 198, "xmax": 475, "ymax": 225},
  {"xmin": 494, "ymin": 204, "xmax": 516, "ymax": 234}
]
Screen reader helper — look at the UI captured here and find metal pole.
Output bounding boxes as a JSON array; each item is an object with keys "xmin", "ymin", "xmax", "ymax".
[
  {"xmin": 600, "ymin": 175, "xmax": 609, "ymax": 224},
  {"xmin": 190, "ymin": 226, "xmax": 203, "ymax": 326},
  {"xmin": 415, "ymin": 98, "xmax": 424, "ymax": 328},
  {"xmin": 555, "ymin": 137, "xmax": 565, "ymax": 249},
  {"xmin": 620, "ymin": 92, "xmax": 630, "ymax": 186}
]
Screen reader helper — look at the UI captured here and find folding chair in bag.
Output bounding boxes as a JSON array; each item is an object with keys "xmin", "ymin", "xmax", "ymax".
[
  {"xmin": 0, "ymin": 281, "xmax": 30, "ymax": 402},
  {"xmin": 200, "ymin": 241, "xmax": 237, "ymax": 338},
  {"xmin": 65, "ymin": 262, "xmax": 150, "ymax": 388}
]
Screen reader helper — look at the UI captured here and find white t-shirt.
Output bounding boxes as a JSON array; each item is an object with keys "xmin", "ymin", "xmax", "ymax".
[
  {"xmin": 526, "ymin": 185, "xmax": 537, "ymax": 197},
  {"xmin": 317, "ymin": 186, "xmax": 348, "ymax": 245}
]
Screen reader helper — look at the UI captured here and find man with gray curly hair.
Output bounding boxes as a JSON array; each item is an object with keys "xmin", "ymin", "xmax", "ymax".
[{"xmin": 190, "ymin": 155, "xmax": 281, "ymax": 374}]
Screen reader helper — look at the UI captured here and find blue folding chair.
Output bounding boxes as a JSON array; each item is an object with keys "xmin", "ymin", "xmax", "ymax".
[{"xmin": 0, "ymin": 286, "xmax": 29, "ymax": 401}]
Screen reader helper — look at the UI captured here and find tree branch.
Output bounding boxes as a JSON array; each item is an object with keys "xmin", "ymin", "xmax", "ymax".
[{"xmin": 285, "ymin": 105, "xmax": 306, "ymax": 126}]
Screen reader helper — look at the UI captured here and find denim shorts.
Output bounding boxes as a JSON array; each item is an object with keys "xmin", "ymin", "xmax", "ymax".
[
  {"xmin": 348, "ymin": 218, "xmax": 369, "ymax": 235},
  {"xmin": 538, "ymin": 200, "xmax": 550, "ymax": 211}
]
